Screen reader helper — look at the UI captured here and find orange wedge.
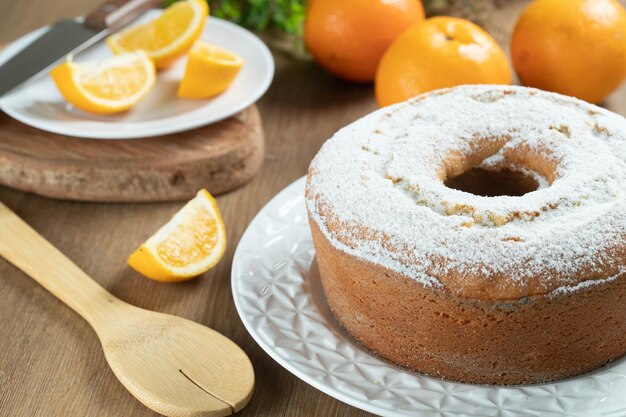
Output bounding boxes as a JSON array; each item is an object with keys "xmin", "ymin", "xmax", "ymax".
[
  {"xmin": 178, "ymin": 41, "xmax": 244, "ymax": 98},
  {"xmin": 128, "ymin": 190, "xmax": 226, "ymax": 282},
  {"xmin": 50, "ymin": 51, "xmax": 155, "ymax": 114},
  {"xmin": 107, "ymin": 0, "xmax": 209, "ymax": 69}
]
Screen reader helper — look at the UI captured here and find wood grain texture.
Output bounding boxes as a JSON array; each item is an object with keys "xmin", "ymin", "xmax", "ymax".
[
  {"xmin": 0, "ymin": 202, "xmax": 254, "ymax": 416},
  {"xmin": 0, "ymin": 106, "xmax": 264, "ymax": 202},
  {"xmin": 0, "ymin": 1, "xmax": 624, "ymax": 416}
]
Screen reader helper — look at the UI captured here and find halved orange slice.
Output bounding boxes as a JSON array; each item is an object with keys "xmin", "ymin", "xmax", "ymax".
[
  {"xmin": 178, "ymin": 41, "xmax": 244, "ymax": 99},
  {"xmin": 106, "ymin": 0, "xmax": 209, "ymax": 68},
  {"xmin": 50, "ymin": 51, "xmax": 155, "ymax": 114},
  {"xmin": 128, "ymin": 190, "xmax": 227, "ymax": 282}
]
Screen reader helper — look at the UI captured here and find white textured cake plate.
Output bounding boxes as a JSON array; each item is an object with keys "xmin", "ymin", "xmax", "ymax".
[
  {"xmin": 232, "ymin": 177, "xmax": 626, "ymax": 417},
  {"xmin": 0, "ymin": 11, "xmax": 274, "ymax": 139}
]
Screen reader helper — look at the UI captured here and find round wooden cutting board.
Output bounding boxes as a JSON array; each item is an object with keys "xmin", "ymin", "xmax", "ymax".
[{"xmin": 0, "ymin": 105, "xmax": 264, "ymax": 202}]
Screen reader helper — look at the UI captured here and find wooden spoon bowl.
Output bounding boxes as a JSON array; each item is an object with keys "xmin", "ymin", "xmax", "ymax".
[{"xmin": 101, "ymin": 304, "xmax": 254, "ymax": 416}]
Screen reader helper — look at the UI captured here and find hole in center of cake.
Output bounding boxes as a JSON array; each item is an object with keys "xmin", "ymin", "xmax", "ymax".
[{"xmin": 444, "ymin": 168, "xmax": 540, "ymax": 197}]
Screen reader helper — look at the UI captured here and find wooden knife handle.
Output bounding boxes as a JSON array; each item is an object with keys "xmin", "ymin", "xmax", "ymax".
[{"xmin": 84, "ymin": 0, "xmax": 163, "ymax": 32}]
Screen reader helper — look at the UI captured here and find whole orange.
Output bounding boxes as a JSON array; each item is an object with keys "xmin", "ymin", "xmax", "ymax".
[
  {"xmin": 304, "ymin": 0, "xmax": 425, "ymax": 82},
  {"xmin": 511, "ymin": 0, "xmax": 626, "ymax": 104},
  {"xmin": 375, "ymin": 17, "xmax": 512, "ymax": 107}
]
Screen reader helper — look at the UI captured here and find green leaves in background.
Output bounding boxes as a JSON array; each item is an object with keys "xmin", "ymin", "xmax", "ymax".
[{"xmin": 164, "ymin": 0, "xmax": 305, "ymax": 37}]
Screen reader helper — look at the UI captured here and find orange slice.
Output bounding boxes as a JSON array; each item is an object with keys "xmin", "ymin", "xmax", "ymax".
[
  {"xmin": 178, "ymin": 41, "xmax": 244, "ymax": 99},
  {"xmin": 50, "ymin": 51, "xmax": 155, "ymax": 115},
  {"xmin": 106, "ymin": 0, "xmax": 209, "ymax": 69},
  {"xmin": 128, "ymin": 190, "xmax": 226, "ymax": 282}
]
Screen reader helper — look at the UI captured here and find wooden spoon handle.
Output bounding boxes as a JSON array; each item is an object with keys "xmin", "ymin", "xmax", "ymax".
[{"xmin": 0, "ymin": 202, "xmax": 124, "ymax": 329}]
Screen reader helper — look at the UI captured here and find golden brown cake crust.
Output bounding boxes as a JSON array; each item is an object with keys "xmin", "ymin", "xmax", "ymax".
[{"xmin": 310, "ymin": 219, "xmax": 626, "ymax": 385}]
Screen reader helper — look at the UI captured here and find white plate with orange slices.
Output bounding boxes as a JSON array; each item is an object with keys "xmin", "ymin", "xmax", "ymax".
[{"xmin": 0, "ymin": 0, "xmax": 274, "ymax": 139}]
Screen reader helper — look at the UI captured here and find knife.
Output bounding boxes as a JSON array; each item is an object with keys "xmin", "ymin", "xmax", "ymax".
[{"xmin": 0, "ymin": 0, "xmax": 162, "ymax": 98}]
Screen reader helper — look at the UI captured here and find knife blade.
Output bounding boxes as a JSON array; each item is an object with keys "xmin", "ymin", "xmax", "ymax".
[
  {"xmin": 0, "ymin": 20, "xmax": 105, "ymax": 98},
  {"xmin": 0, "ymin": 0, "xmax": 162, "ymax": 98}
]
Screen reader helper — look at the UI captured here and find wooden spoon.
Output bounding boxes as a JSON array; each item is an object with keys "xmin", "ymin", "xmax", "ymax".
[{"xmin": 0, "ymin": 202, "xmax": 254, "ymax": 417}]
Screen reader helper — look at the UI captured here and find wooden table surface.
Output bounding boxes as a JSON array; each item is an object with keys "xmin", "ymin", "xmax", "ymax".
[{"xmin": 1, "ymin": 1, "xmax": 625, "ymax": 416}]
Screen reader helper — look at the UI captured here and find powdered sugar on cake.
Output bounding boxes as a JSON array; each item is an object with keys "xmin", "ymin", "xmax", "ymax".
[{"xmin": 306, "ymin": 85, "xmax": 626, "ymax": 299}]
